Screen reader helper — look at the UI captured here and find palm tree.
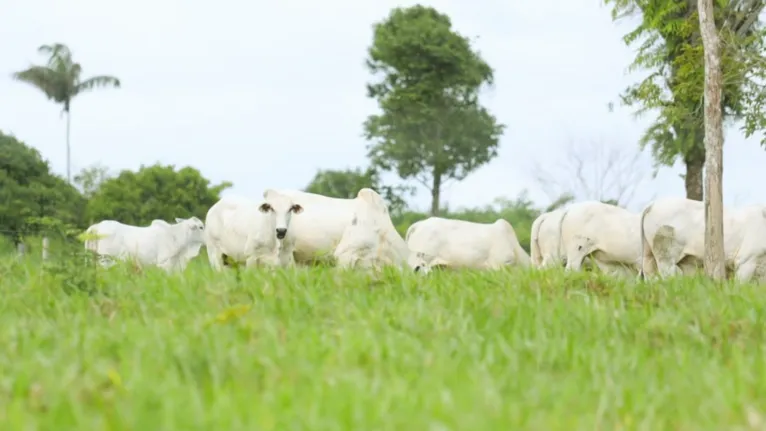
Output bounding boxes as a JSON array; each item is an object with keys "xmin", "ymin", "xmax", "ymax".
[{"xmin": 12, "ymin": 43, "xmax": 121, "ymax": 184}]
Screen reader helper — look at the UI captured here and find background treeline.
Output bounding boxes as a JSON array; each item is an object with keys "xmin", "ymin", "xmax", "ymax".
[
  {"xmin": 0, "ymin": 130, "xmax": 565, "ymax": 253},
  {"xmin": 5, "ymin": 2, "xmax": 766, "ymax": 256}
]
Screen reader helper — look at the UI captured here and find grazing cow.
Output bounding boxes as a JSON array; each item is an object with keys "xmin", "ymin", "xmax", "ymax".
[
  {"xmin": 558, "ymin": 201, "xmax": 642, "ymax": 276},
  {"xmin": 333, "ymin": 188, "xmax": 427, "ymax": 272},
  {"xmin": 640, "ymin": 197, "xmax": 766, "ymax": 281},
  {"xmin": 204, "ymin": 190, "xmax": 303, "ymax": 270},
  {"xmin": 530, "ymin": 209, "xmax": 566, "ymax": 268},
  {"xmin": 84, "ymin": 217, "xmax": 206, "ymax": 271},
  {"xmin": 268, "ymin": 189, "xmax": 360, "ymax": 263},
  {"xmin": 405, "ymin": 217, "xmax": 530, "ymax": 270}
]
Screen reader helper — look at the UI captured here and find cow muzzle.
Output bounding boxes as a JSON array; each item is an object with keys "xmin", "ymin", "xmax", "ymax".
[{"xmin": 275, "ymin": 228, "xmax": 287, "ymax": 239}]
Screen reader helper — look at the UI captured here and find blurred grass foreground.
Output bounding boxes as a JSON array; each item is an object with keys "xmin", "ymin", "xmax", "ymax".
[{"xmin": 1, "ymin": 246, "xmax": 765, "ymax": 430}]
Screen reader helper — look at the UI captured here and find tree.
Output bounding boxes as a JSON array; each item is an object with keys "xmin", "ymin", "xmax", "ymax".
[
  {"xmin": 0, "ymin": 131, "xmax": 85, "ymax": 242},
  {"xmin": 699, "ymin": 0, "xmax": 726, "ymax": 279},
  {"xmin": 363, "ymin": 5, "xmax": 505, "ymax": 215},
  {"xmin": 74, "ymin": 162, "xmax": 111, "ymax": 199},
  {"xmin": 531, "ymin": 138, "xmax": 652, "ymax": 208},
  {"xmin": 86, "ymin": 164, "xmax": 232, "ymax": 226},
  {"xmin": 12, "ymin": 43, "xmax": 121, "ymax": 184},
  {"xmin": 304, "ymin": 166, "xmax": 414, "ymax": 216},
  {"xmin": 604, "ymin": 0, "xmax": 764, "ymax": 200}
]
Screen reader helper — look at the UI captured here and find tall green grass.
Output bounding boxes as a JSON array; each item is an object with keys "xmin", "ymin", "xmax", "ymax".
[{"xmin": 1, "ymin": 256, "xmax": 765, "ymax": 430}]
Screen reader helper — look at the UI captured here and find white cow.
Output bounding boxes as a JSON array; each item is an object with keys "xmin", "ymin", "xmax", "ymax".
[
  {"xmin": 333, "ymin": 188, "xmax": 427, "ymax": 272},
  {"xmin": 405, "ymin": 217, "xmax": 530, "ymax": 270},
  {"xmin": 640, "ymin": 197, "xmax": 766, "ymax": 281},
  {"xmin": 84, "ymin": 217, "xmax": 206, "ymax": 271},
  {"xmin": 558, "ymin": 200, "xmax": 642, "ymax": 276},
  {"xmin": 269, "ymin": 189, "xmax": 359, "ymax": 263},
  {"xmin": 530, "ymin": 209, "xmax": 566, "ymax": 268},
  {"xmin": 204, "ymin": 190, "xmax": 304, "ymax": 270}
]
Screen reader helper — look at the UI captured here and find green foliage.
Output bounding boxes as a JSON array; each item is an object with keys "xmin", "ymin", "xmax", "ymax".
[
  {"xmin": 604, "ymin": 0, "xmax": 766, "ymax": 170},
  {"xmin": 86, "ymin": 164, "xmax": 232, "ymax": 226},
  {"xmin": 304, "ymin": 166, "xmax": 414, "ymax": 216},
  {"xmin": 0, "ymin": 131, "xmax": 85, "ymax": 241},
  {"xmin": 364, "ymin": 5, "xmax": 505, "ymax": 214},
  {"xmin": 12, "ymin": 43, "xmax": 120, "ymax": 112},
  {"xmin": 74, "ymin": 163, "xmax": 111, "ymax": 199}
]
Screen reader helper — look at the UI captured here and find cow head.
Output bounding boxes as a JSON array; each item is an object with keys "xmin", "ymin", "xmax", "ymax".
[
  {"xmin": 174, "ymin": 216, "xmax": 206, "ymax": 243},
  {"xmin": 261, "ymin": 189, "xmax": 303, "ymax": 240},
  {"xmin": 410, "ymin": 251, "xmax": 431, "ymax": 275}
]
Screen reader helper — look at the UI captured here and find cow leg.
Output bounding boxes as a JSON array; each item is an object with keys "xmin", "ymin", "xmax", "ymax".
[
  {"xmin": 651, "ymin": 226, "xmax": 684, "ymax": 278},
  {"xmin": 735, "ymin": 257, "xmax": 758, "ymax": 283},
  {"xmin": 565, "ymin": 239, "xmax": 592, "ymax": 272},
  {"xmin": 207, "ymin": 243, "xmax": 225, "ymax": 271}
]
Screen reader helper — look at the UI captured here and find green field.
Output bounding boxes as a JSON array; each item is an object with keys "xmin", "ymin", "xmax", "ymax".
[{"xmin": 1, "ymin": 256, "xmax": 765, "ymax": 430}]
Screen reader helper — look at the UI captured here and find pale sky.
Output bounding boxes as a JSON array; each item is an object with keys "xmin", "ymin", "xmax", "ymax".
[{"xmin": 3, "ymin": 0, "xmax": 765, "ymax": 214}]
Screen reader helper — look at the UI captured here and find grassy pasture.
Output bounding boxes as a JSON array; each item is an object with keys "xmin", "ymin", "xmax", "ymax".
[{"xmin": 0, "ymin": 255, "xmax": 765, "ymax": 430}]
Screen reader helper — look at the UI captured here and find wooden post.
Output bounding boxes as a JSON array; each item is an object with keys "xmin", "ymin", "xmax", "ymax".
[
  {"xmin": 698, "ymin": 0, "xmax": 726, "ymax": 280},
  {"xmin": 42, "ymin": 237, "xmax": 50, "ymax": 261},
  {"xmin": 17, "ymin": 242, "xmax": 25, "ymax": 258}
]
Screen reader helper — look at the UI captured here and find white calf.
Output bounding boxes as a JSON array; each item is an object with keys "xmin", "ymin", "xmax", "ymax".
[
  {"xmin": 84, "ymin": 217, "xmax": 206, "ymax": 271},
  {"xmin": 405, "ymin": 217, "xmax": 530, "ymax": 270},
  {"xmin": 333, "ymin": 188, "xmax": 427, "ymax": 272}
]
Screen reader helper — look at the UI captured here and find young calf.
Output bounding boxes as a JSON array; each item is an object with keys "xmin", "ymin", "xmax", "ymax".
[{"xmin": 84, "ymin": 216, "xmax": 206, "ymax": 272}]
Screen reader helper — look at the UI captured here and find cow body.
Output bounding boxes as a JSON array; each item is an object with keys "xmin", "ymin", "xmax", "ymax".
[
  {"xmin": 559, "ymin": 201, "xmax": 641, "ymax": 276},
  {"xmin": 204, "ymin": 190, "xmax": 303, "ymax": 270},
  {"xmin": 84, "ymin": 217, "xmax": 206, "ymax": 271},
  {"xmin": 405, "ymin": 217, "xmax": 530, "ymax": 270},
  {"xmin": 270, "ymin": 189, "xmax": 357, "ymax": 263},
  {"xmin": 640, "ymin": 197, "xmax": 766, "ymax": 281},
  {"xmin": 333, "ymin": 188, "xmax": 426, "ymax": 272},
  {"xmin": 530, "ymin": 209, "xmax": 566, "ymax": 268}
]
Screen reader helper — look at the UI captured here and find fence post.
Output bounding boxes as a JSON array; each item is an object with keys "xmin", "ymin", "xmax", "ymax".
[
  {"xmin": 42, "ymin": 237, "xmax": 50, "ymax": 261},
  {"xmin": 17, "ymin": 242, "xmax": 25, "ymax": 258}
]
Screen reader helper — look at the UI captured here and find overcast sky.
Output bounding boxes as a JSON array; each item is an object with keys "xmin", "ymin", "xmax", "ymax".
[{"xmin": 3, "ymin": 0, "xmax": 765, "ymax": 213}]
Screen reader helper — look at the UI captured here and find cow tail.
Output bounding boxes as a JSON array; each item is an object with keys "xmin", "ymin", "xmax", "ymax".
[
  {"xmin": 405, "ymin": 222, "xmax": 418, "ymax": 243},
  {"xmin": 639, "ymin": 203, "xmax": 653, "ymax": 280},
  {"xmin": 557, "ymin": 208, "xmax": 570, "ymax": 267},
  {"xmin": 530, "ymin": 214, "xmax": 545, "ymax": 266}
]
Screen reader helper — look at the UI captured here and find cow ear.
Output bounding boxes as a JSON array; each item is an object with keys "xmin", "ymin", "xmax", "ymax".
[
  {"xmin": 175, "ymin": 217, "xmax": 184, "ymax": 223},
  {"xmin": 263, "ymin": 189, "xmax": 275, "ymax": 199}
]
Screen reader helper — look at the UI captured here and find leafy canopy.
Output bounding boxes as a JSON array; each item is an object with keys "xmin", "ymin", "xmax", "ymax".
[
  {"xmin": 86, "ymin": 164, "xmax": 232, "ymax": 226},
  {"xmin": 605, "ymin": 0, "xmax": 766, "ymax": 163},
  {"xmin": 12, "ymin": 43, "xmax": 121, "ymax": 111},
  {"xmin": 0, "ymin": 131, "xmax": 85, "ymax": 239},
  {"xmin": 363, "ymin": 5, "xmax": 505, "ymax": 197}
]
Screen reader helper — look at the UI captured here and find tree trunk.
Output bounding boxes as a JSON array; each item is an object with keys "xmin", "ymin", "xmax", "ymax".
[
  {"xmin": 684, "ymin": 150, "xmax": 705, "ymax": 201},
  {"xmin": 698, "ymin": 0, "xmax": 726, "ymax": 281},
  {"xmin": 430, "ymin": 172, "xmax": 442, "ymax": 216},
  {"xmin": 65, "ymin": 108, "xmax": 72, "ymax": 184}
]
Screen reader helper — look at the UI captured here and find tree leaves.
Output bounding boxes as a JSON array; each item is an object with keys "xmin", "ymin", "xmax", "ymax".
[
  {"xmin": 86, "ymin": 164, "xmax": 232, "ymax": 226},
  {"xmin": 12, "ymin": 43, "xmax": 120, "ymax": 111},
  {"xmin": 0, "ymin": 132, "xmax": 84, "ymax": 240},
  {"xmin": 364, "ymin": 5, "xmax": 504, "ymax": 214}
]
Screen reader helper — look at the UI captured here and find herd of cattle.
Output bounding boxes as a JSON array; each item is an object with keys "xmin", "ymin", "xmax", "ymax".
[{"xmin": 82, "ymin": 188, "xmax": 766, "ymax": 282}]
